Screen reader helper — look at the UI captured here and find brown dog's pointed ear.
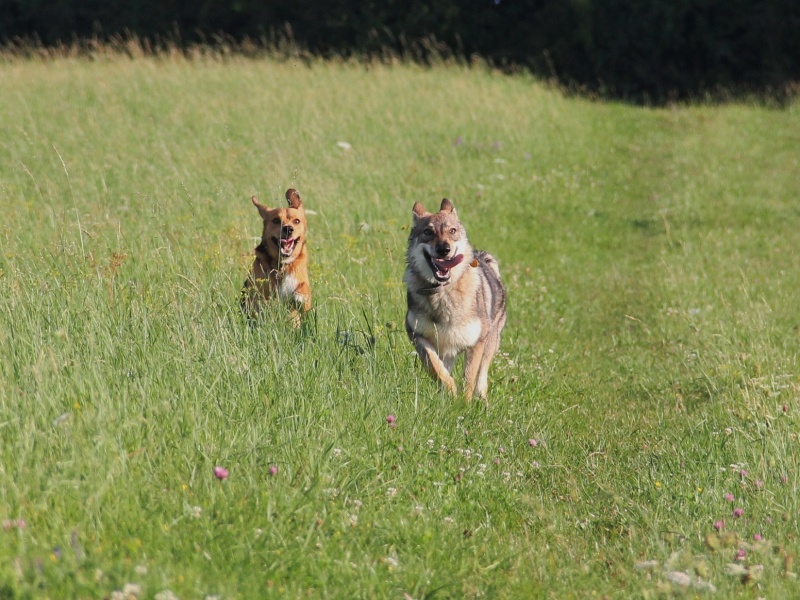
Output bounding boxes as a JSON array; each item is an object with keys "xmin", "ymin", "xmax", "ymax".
[
  {"xmin": 440, "ymin": 198, "xmax": 456, "ymax": 214},
  {"xmin": 412, "ymin": 202, "xmax": 428, "ymax": 222},
  {"xmin": 285, "ymin": 188, "xmax": 302, "ymax": 209},
  {"xmin": 252, "ymin": 195, "xmax": 272, "ymax": 220}
]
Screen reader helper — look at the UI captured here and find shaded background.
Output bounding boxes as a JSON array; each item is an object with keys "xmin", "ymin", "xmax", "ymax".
[{"xmin": 2, "ymin": 0, "xmax": 799, "ymax": 102}]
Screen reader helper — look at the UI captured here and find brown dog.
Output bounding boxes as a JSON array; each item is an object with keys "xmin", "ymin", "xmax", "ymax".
[{"xmin": 241, "ymin": 189, "xmax": 311, "ymax": 321}]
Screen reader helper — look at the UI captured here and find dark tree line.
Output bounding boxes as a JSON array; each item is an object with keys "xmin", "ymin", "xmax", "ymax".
[{"xmin": 2, "ymin": 0, "xmax": 798, "ymax": 102}]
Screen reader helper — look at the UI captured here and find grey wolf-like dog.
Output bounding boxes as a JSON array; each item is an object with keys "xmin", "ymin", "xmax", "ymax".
[{"xmin": 404, "ymin": 198, "xmax": 507, "ymax": 400}]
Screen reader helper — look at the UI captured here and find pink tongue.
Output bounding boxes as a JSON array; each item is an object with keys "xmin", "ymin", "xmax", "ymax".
[
  {"xmin": 281, "ymin": 239, "xmax": 294, "ymax": 250},
  {"xmin": 434, "ymin": 254, "xmax": 464, "ymax": 270}
]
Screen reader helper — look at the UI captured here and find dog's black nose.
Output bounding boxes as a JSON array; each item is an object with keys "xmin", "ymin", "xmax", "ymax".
[
  {"xmin": 435, "ymin": 242, "xmax": 450, "ymax": 257},
  {"xmin": 281, "ymin": 225, "xmax": 294, "ymax": 237}
]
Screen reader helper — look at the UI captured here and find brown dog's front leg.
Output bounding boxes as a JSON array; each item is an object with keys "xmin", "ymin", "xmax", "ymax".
[
  {"xmin": 293, "ymin": 281, "xmax": 312, "ymax": 313},
  {"xmin": 414, "ymin": 337, "xmax": 457, "ymax": 396}
]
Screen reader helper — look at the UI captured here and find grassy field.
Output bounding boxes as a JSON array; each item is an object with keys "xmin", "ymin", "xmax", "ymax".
[{"xmin": 1, "ymin": 50, "xmax": 799, "ymax": 598}]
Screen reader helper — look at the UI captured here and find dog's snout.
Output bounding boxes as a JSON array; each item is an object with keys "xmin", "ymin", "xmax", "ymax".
[
  {"xmin": 281, "ymin": 225, "xmax": 294, "ymax": 237},
  {"xmin": 435, "ymin": 242, "xmax": 451, "ymax": 257}
]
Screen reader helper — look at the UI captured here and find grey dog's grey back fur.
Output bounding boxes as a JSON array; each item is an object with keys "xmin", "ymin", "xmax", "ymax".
[{"xmin": 472, "ymin": 250, "xmax": 507, "ymax": 331}]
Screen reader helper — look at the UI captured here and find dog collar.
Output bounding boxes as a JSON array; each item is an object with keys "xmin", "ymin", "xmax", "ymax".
[{"xmin": 415, "ymin": 280, "xmax": 451, "ymax": 295}]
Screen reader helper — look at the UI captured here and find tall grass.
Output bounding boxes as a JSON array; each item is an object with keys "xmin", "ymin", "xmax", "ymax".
[{"xmin": 1, "ymin": 50, "xmax": 799, "ymax": 598}]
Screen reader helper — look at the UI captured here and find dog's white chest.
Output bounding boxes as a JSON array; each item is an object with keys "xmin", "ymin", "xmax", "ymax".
[
  {"xmin": 408, "ymin": 310, "xmax": 482, "ymax": 354},
  {"xmin": 277, "ymin": 274, "xmax": 298, "ymax": 301}
]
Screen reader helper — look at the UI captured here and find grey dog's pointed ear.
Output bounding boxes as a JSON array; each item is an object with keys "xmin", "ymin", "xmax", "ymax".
[
  {"xmin": 439, "ymin": 198, "xmax": 456, "ymax": 214},
  {"xmin": 412, "ymin": 202, "xmax": 428, "ymax": 222},
  {"xmin": 285, "ymin": 188, "xmax": 302, "ymax": 209},
  {"xmin": 252, "ymin": 195, "xmax": 273, "ymax": 219}
]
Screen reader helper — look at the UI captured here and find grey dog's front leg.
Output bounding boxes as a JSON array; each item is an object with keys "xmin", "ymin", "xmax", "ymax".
[{"xmin": 414, "ymin": 337, "xmax": 458, "ymax": 396}]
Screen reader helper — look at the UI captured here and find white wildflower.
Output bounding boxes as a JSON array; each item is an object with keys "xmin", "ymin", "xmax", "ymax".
[{"xmin": 664, "ymin": 571, "xmax": 691, "ymax": 587}]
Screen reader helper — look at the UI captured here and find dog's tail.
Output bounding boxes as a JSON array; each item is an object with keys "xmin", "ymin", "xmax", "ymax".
[{"xmin": 475, "ymin": 250, "xmax": 502, "ymax": 280}]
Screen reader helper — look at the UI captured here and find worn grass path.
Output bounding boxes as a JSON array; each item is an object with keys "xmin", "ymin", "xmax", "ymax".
[{"xmin": 1, "ymin": 53, "xmax": 799, "ymax": 598}]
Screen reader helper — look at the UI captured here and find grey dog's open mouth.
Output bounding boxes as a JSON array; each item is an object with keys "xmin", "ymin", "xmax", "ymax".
[
  {"xmin": 424, "ymin": 251, "xmax": 464, "ymax": 282},
  {"xmin": 273, "ymin": 236, "xmax": 298, "ymax": 257}
]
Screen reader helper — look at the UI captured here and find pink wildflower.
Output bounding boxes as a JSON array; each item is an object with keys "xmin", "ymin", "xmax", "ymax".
[
  {"xmin": 714, "ymin": 520, "xmax": 724, "ymax": 531},
  {"xmin": 528, "ymin": 438, "xmax": 538, "ymax": 447},
  {"xmin": 755, "ymin": 480, "xmax": 764, "ymax": 489},
  {"xmin": 213, "ymin": 466, "xmax": 229, "ymax": 480},
  {"xmin": 735, "ymin": 548, "xmax": 746, "ymax": 561},
  {"xmin": 724, "ymin": 493, "xmax": 735, "ymax": 502},
  {"xmin": 733, "ymin": 507, "xmax": 744, "ymax": 518},
  {"xmin": 386, "ymin": 415, "xmax": 396, "ymax": 424},
  {"xmin": 268, "ymin": 465, "xmax": 278, "ymax": 476},
  {"xmin": 753, "ymin": 533, "xmax": 763, "ymax": 542}
]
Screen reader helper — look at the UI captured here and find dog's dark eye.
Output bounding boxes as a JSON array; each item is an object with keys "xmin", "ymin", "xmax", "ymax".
[
  {"xmin": 272, "ymin": 218, "xmax": 280, "ymax": 224},
  {"xmin": 293, "ymin": 219, "xmax": 300, "ymax": 225},
  {"xmin": 449, "ymin": 228, "xmax": 457, "ymax": 235},
  {"xmin": 423, "ymin": 228, "xmax": 434, "ymax": 236}
]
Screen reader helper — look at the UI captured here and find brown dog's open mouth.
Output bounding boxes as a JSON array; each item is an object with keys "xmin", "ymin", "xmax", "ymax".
[
  {"xmin": 273, "ymin": 236, "xmax": 299, "ymax": 257},
  {"xmin": 424, "ymin": 251, "xmax": 464, "ymax": 282}
]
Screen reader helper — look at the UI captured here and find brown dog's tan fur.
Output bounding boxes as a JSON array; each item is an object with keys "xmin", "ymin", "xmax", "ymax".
[{"xmin": 241, "ymin": 189, "xmax": 311, "ymax": 321}]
